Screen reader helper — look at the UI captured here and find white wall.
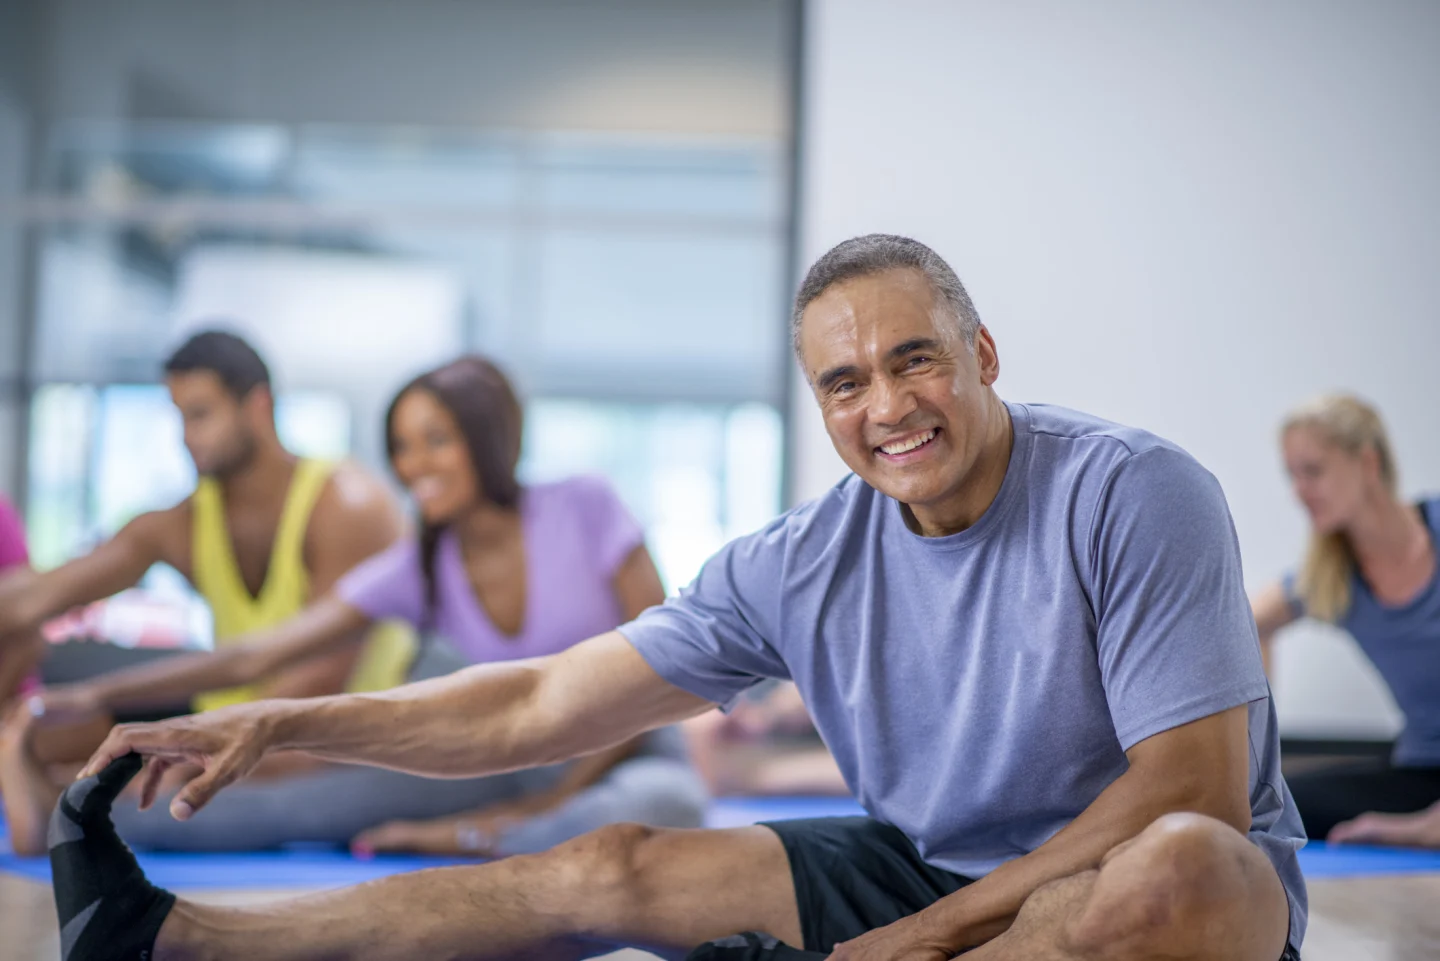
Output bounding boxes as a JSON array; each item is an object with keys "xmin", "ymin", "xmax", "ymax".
[{"xmin": 798, "ymin": 0, "xmax": 1440, "ymax": 737}]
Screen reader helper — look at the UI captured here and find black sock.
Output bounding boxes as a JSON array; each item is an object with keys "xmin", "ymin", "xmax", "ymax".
[
  {"xmin": 49, "ymin": 753, "xmax": 176, "ymax": 961},
  {"xmin": 686, "ymin": 932, "xmax": 827, "ymax": 961}
]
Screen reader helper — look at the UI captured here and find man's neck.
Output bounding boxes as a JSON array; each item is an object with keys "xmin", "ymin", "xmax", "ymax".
[
  {"xmin": 906, "ymin": 395, "xmax": 1014, "ymax": 538},
  {"xmin": 216, "ymin": 444, "xmax": 297, "ymax": 510}
]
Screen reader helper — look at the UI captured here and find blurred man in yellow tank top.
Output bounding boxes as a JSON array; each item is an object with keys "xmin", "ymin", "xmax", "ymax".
[{"xmin": 0, "ymin": 330, "xmax": 413, "ymax": 761}]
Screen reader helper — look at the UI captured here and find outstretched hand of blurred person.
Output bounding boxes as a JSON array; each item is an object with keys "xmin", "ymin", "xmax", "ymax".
[
  {"xmin": 24, "ymin": 682, "xmax": 108, "ymax": 727},
  {"xmin": 1329, "ymin": 802, "xmax": 1440, "ymax": 849}
]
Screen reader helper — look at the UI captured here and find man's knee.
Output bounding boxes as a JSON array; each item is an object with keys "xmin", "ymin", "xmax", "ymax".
[
  {"xmin": 1065, "ymin": 813, "xmax": 1286, "ymax": 957},
  {"xmin": 548, "ymin": 822, "xmax": 660, "ymax": 929}
]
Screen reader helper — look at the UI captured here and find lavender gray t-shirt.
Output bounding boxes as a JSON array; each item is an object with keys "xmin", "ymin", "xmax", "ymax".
[
  {"xmin": 621, "ymin": 402, "xmax": 1307, "ymax": 948},
  {"xmin": 338, "ymin": 476, "xmax": 644, "ymax": 664}
]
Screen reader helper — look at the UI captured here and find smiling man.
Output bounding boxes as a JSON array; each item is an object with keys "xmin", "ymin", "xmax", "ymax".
[{"xmin": 55, "ymin": 236, "xmax": 1304, "ymax": 961}]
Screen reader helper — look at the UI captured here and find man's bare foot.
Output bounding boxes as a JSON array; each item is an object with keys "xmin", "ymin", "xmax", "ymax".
[{"xmin": 0, "ymin": 701, "xmax": 63, "ymax": 856}]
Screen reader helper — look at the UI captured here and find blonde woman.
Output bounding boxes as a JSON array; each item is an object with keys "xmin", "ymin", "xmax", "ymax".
[{"xmin": 1253, "ymin": 395, "xmax": 1440, "ymax": 846}]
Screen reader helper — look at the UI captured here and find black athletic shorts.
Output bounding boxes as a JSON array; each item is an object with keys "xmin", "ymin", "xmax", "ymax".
[{"xmin": 686, "ymin": 816, "xmax": 1301, "ymax": 961}]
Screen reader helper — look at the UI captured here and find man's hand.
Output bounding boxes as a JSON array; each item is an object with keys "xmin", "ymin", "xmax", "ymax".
[
  {"xmin": 78, "ymin": 700, "xmax": 288, "ymax": 820},
  {"xmin": 827, "ymin": 914, "xmax": 953, "ymax": 961}
]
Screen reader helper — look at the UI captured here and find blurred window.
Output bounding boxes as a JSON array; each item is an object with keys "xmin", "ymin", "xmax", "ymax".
[{"xmin": 27, "ymin": 123, "xmax": 788, "ymax": 591}]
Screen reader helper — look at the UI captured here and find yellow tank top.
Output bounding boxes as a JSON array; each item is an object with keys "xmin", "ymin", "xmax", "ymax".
[{"xmin": 190, "ymin": 458, "xmax": 414, "ymax": 712}]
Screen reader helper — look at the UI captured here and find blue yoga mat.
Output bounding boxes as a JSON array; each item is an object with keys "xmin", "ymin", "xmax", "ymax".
[
  {"xmin": 1293, "ymin": 840, "xmax": 1440, "ymax": 879},
  {"xmin": 5, "ymin": 797, "xmax": 1439, "ymax": 890}
]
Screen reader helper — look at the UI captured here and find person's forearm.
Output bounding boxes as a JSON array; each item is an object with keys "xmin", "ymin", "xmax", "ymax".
[
  {"xmin": 913, "ymin": 767, "xmax": 1246, "ymax": 951},
  {"xmin": 86, "ymin": 647, "xmax": 257, "ymax": 712},
  {"xmin": 266, "ymin": 659, "xmax": 589, "ymax": 778},
  {"xmin": 92, "ymin": 598, "xmax": 365, "ymax": 711}
]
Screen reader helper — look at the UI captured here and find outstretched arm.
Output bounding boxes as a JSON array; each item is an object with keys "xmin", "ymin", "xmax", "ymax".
[
  {"xmin": 0, "ymin": 507, "xmax": 184, "ymax": 637},
  {"xmin": 1251, "ymin": 581, "xmax": 1299, "ymax": 679},
  {"xmin": 40, "ymin": 595, "xmax": 373, "ymax": 720},
  {"xmin": 81, "ymin": 630, "xmax": 714, "ymax": 820}
]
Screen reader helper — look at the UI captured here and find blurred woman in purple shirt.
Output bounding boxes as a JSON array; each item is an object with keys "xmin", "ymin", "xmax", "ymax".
[{"xmin": 10, "ymin": 357, "xmax": 704, "ymax": 856}]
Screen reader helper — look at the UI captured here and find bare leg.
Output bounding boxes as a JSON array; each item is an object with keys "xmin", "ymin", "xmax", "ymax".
[
  {"xmin": 966, "ymin": 813, "xmax": 1291, "ymax": 961},
  {"xmin": 0, "ymin": 705, "xmax": 63, "ymax": 855},
  {"xmin": 152, "ymin": 823, "xmax": 800, "ymax": 961}
]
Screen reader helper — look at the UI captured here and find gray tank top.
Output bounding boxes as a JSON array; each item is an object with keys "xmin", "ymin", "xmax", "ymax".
[{"xmin": 1286, "ymin": 497, "xmax": 1440, "ymax": 766}]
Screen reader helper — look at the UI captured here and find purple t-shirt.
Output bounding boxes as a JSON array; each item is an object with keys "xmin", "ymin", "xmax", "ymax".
[
  {"xmin": 0, "ymin": 495, "xmax": 27, "ymax": 570},
  {"xmin": 337, "ymin": 476, "xmax": 645, "ymax": 664},
  {"xmin": 0, "ymin": 494, "xmax": 38, "ymax": 696}
]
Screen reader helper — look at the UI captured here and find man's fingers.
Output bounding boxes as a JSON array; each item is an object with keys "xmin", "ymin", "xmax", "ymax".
[
  {"xmin": 169, "ymin": 755, "xmax": 242, "ymax": 821},
  {"xmin": 137, "ymin": 758, "xmax": 172, "ymax": 811},
  {"xmin": 78, "ymin": 727, "xmax": 143, "ymax": 779},
  {"xmin": 80, "ymin": 724, "xmax": 208, "ymax": 779}
]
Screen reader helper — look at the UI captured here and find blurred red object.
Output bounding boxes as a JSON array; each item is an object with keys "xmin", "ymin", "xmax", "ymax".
[{"xmin": 41, "ymin": 590, "xmax": 211, "ymax": 650}]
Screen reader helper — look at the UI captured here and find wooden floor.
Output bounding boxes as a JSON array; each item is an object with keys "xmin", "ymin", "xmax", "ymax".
[{"xmin": 4, "ymin": 872, "xmax": 1439, "ymax": 961}]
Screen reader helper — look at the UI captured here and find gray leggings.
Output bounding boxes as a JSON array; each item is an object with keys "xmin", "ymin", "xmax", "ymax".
[
  {"xmin": 110, "ymin": 748, "xmax": 707, "ymax": 853},
  {"xmin": 110, "ymin": 641, "xmax": 708, "ymax": 852}
]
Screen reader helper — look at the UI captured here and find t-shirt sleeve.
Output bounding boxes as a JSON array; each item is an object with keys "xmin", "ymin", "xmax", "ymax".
[
  {"xmin": 0, "ymin": 496, "xmax": 29, "ymax": 570},
  {"xmin": 618, "ymin": 521, "xmax": 790, "ymax": 709},
  {"xmin": 1090, "ymin": 448, "xmax": 1270, "ymax": 751},
  {"xmin": 334, "ymin": 537, "xmax": 427, "ymax": 628},
  {"xmin": 569, "ymin": 476, "xmax": 647, "ymax": 577}
]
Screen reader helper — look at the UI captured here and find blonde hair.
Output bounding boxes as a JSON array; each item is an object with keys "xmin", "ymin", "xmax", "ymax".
[{"xmin": 1282, "ymin": 394, "xmax": 1399, "ymax": 622}]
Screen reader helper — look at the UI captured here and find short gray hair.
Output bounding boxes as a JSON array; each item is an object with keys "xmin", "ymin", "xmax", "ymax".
[{"xmin": 791, "ymin": 234, "xmax": 981, "ymax": 355}]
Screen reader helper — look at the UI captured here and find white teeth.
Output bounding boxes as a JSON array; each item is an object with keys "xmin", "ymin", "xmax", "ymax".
[
  {"xmin": 410, "ymin": 478, "xmax": 444, "ymax": 501},
  {"xmin": 880, "ymin": 429, "xmax": 937, "ymax": 455}
]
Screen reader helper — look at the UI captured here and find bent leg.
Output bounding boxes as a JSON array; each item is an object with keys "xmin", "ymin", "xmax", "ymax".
[
  {"xmin": 0, "ymin": 706, "xmax": 66, "ymax": 855},
  {"xmin": 970, "ymin": 813, "xmax": 1292, "ymax": 961}
]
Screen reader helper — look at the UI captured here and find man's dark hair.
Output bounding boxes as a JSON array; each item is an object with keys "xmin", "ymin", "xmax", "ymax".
[
  {"xmin": 163, "ymin": 330, "xmax": 271, "ymax": 400},
  {"xmin": 792, "ymin": 234, "xmax": 982, "ymax": 355}
]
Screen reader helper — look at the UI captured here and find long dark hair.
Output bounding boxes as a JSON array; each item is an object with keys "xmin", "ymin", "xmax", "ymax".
[{"xmin": 384, "ymin": 355, "xmax": 524, "ymax": 612}]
